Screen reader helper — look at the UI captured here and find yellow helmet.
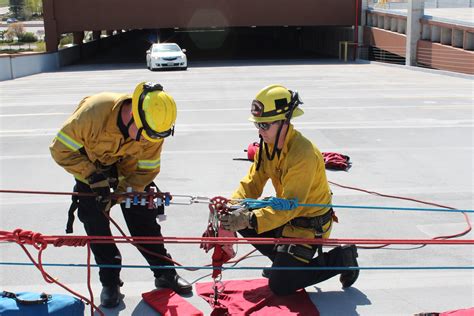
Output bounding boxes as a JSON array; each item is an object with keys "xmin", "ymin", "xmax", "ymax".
[
  {"xmin": 132, "ymin": 82, "xmax": 177, "ymax": 142},
  {"xmin": 249, "ymin": 84, "xmax": 304, "ymax": 123}
]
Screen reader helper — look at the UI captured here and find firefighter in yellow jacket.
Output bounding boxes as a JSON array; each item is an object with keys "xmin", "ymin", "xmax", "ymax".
[
  {"xmin": 220, "ymin": 84, "xmax": 360, "ymax": 295},
  {"xmin": 50, "ymin": 82, "xmax": 191, "ymax": 308}
]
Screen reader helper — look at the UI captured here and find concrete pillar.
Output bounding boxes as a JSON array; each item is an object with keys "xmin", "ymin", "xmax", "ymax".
[
  {"xmin": 43, "ymin": 0, "xmax": 59, "ymax": 52},
  {"xmin": 452, "ymin": 29, "xmax": 463, "ymax": 48},
  {"xmin": 357, "ymin": 0, "xmax": 368, "ymax": 60},
  {"xmin": 421, "ymin": 23, "xmax": 430, "ymax": 40},
  {"xmin": 92, "ymin": 31, "xmax": 101, "ymax": 41},
  {"xmin": 73, "ymin": 31, "xmax": 84, "ymax": 45},
  {"xmin": 440, "ymin": 28, "xmax": 452, "ymax": 45},
  {"xmin": 464, "ymin": 31, "xmax": 474, "ymax": 50},
  {"xmin": 405, "ymin": 0, "xmax": 424, "ymax": 66},
  {"xmin": 390, "ymin": 17, "xmax": 398, "ymax": 32},
  {"xmin": 431, "ymin": 25, "xmax": 441, "ymax": 42}
]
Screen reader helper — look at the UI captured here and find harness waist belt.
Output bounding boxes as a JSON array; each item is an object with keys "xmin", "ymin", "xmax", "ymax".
[
  {"xmin": 275, "ymin": 244, "xmax": 316, "ymax": 262},
  {"xmin": 289, "ymin": 208, "xmax": 334, "ymax": 230}
]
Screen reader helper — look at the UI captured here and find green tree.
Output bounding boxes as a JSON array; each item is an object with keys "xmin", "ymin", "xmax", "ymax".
[
  {"xmin": 0, "ymin": 30, "xmax": 7, "ymax": 41},
  {"xmin": 26, "ymin": 0, "xmax": 42, "ymax": 16},
  {"xmin": 18, "ymin": 31, "xmax": 37, "ymax": 43},
  {"xmin": 9, "ymin": 0, "xmax": 25, "ymax": 19}
]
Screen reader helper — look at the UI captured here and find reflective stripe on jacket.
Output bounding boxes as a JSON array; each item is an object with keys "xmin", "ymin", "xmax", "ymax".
[
  {"xmin": 232, "ymin": 124, "xmax": 332, "ymax": 239},
  {"xmin": 50, "ymin": 92, "xmax": 163, "ymax": 192}
]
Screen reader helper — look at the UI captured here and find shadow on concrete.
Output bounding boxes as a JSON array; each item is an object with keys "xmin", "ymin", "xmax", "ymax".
[
  {"xmin": 59, "ymin": 58, "xmax": 368, "ymax": 74},
  {"xmin": 309, "ymin": 287, "xmax": 371, "ymax": 316}
]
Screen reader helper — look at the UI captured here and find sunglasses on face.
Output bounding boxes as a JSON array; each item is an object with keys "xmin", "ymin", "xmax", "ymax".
[{"xmin": 254, "ymin": 121, "xmax": 278, "ymax": 131}]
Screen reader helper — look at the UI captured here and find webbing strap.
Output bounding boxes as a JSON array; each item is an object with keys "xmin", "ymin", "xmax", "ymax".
[{"xmin": 1, "ymin": 291, "xmax": 51, "ymax": 305}]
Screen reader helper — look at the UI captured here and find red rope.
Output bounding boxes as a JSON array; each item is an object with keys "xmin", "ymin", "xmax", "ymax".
[
  {"xmin": 2, "ymin": 229, "xmax": 104, "ymax": 316},
  {"xmin": 328, "ymin": 181, "xmax": 472, "ymax": 249},
  {"xmin": 2, "ymin": 231, "xmax": 473, "ymax": 246}
]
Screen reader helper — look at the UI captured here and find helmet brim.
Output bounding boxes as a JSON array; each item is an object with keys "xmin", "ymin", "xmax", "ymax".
[{"xmin": 248, "ymin": 107, "xmax": 304, "ymax": 123}]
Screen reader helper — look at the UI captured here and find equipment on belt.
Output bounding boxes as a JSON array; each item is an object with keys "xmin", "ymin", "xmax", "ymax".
[
  {"xmin": 65, "ymin": 182, "xmax": 170, "ymax": 234},
  {"xmin": 275, "ymin": 244, "xmax": 316, "ymax": 263}
]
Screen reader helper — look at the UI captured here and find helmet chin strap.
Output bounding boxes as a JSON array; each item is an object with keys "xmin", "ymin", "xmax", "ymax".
[
  {"xmin": 125, "ymin": 115, "xmax": 143, "ymax": 141},
  {"xmin": 256, "ymin": 121, "xmax": 284, "ymax": 171},
  {"xmin": 135, "ymin": 127, "xmax": 143, "ymax": 141},
  {"xmin": 254, "ymin": 90, "xmax": 301, "ymax": 171}
]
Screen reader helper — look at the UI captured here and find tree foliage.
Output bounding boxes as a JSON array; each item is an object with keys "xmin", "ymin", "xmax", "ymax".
[
  {"xmin": 6, "ymin": 22, "xmax": 24, "ymax": 41},
  {"xmin": 9, "ymin": 0, "xmax": 42, "ymax": 19},
  {"xmin": 18, "ymin": 31, "xmax": 37, "ymax": 43},
  {"xmin": 9, "ymin": 0, "xmax": 24, "ymax": 19}
]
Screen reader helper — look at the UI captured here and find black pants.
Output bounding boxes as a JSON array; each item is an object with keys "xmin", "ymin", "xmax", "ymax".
[
  {"xmin": 75, "ymin": 180, "xmax": 176, "ymax": 286},
  {"xmin": 239, "ymin": 227, "xmax": 346, "ymax": 296}
]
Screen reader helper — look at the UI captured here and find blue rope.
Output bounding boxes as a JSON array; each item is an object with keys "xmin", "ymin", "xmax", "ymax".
[
  {"xmin": 240, "ymin": 197, "xmax": 473, "ymax": 213},
  {"xmin": 0, "ymin": 262, "xmax": 472, "ymax": 270},
  {"xmin": 242, "ymin": 197, "xmax": 298, "ymax": 210}
]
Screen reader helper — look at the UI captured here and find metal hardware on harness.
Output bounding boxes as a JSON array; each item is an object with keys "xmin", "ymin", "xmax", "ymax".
[
  {"xmin": 210, "ymin": 275, "xmax": 224, "ymax": 306},
  {"xmin": 276, "ymin": 244, "xmax": 316, "ymax": 261},
  {"xmin": 122, "ymin": 187, "xmax": 171, "ymax": 209},
  {"xmin": 170, "ymin": 195, "xmax": 211, "ymax": 205}
]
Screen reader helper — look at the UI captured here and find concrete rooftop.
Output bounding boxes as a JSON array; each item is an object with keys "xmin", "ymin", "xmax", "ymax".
[{"xmin": 0, "ymin": 59, "xmax": 473, "ymax": 315}]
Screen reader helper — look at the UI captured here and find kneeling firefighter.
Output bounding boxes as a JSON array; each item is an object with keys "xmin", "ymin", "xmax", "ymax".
[
  {"xmin": 50, "ymin": 82, "xmax": 192, "ymax": 308},
  {"xmin": 220, "ymin": 84, "xmax": 360, "ymax": 296}
]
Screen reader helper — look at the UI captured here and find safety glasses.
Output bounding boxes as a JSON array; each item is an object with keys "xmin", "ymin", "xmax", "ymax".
[{"xmin": 254, "ymin": 121, "xmax": 278, "ymax": 131}]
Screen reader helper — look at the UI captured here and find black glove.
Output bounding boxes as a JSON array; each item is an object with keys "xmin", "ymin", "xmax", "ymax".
[{"xmin": 87, "ymin": 172, "xmax": 112, "ymax": 212}]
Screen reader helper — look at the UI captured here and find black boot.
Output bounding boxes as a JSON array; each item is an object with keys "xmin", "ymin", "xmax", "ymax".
[
  {"xmin": 261, "ymin": 267, "xmax": 272, "ymax": 279},
  {"xmin": 100, "ymin": 285, "xmax": 121, "ymax": 308},
  {"xmin": 155, "ymin": 273, "xmax": 192, "ymax": 294},
  {"xmin": 339, "ymin": 245, "xmax": 359, "ymax": 288}
]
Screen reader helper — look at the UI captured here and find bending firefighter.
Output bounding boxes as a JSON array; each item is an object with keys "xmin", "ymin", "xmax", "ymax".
[
  {"xmin": 50, "ymin": 82, "xmax": 192, "ymax": 308},
  {"xmin": 220, "ymin": 84, "xmax": 360, "ymax": 295}
]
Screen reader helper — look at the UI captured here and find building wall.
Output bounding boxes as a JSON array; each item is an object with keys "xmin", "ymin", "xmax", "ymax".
[
  {"xmin": 417, "ymin": 40, "xmax": 474, "ymax": 75},
  {"xmin": 43, "ymin": 0, "xmax": 357, "ymax": 52},
  {"xmin": 0, "ymin": 53, "xmax": 59, "ymax": 81},
  {"xmin": 364, "ymin": 26, "xmax": 406, "ymax": 57}
]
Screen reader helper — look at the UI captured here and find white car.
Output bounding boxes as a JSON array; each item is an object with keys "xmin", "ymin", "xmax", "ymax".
[{"xmin": 146, "ymin": 43, "xmax": 187, "ymax": 71}]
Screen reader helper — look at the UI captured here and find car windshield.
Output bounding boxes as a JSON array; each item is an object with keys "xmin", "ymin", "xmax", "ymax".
[{"xmin": 152, "ymin": 44, "xmax": 181, "ymax": 53}]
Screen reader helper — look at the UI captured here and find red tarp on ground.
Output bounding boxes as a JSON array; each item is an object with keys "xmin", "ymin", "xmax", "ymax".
[
  {"xmin": 196, "ymin": 278, "xmax": 320, "ymax": 316},
  {"xmin": 142, "ymin": 288, "xmax": 203, "ymax": 316},
  {"xmin": 440, "ymin": 307, "xmax": 474, "ymax": 315}
]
